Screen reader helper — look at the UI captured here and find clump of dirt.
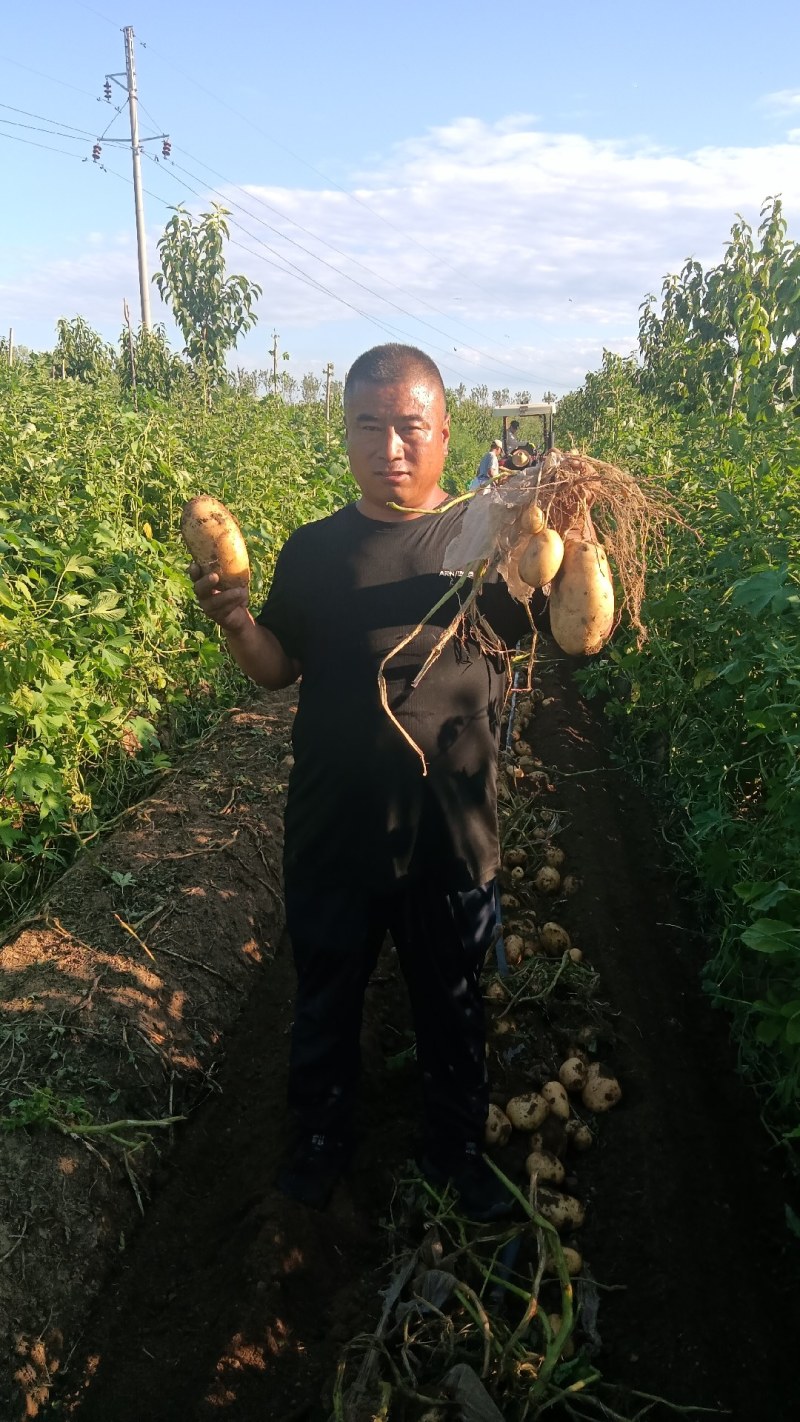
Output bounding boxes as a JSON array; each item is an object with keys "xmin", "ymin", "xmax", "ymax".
[{"xmin": 2, "ymin": 654, "xmax": 799, "ymax": 1422}]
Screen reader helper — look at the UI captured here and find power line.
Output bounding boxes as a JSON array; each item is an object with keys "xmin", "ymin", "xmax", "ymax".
[
  {"xmin": 0, "ymin": 128, "xmax": 88, "ymax": 160},
  {"xmin": 171, "ymin": 143, "xmax": 542, "ymax": 385},
  {"xmin": 4, "ymin": 32, "xmax": 544, "ymax": 386},
  {"xmin": 0, "ymin": 117, "xmax": 93, "ymax": 143},
  {"xmin": 70, "ymin": 0, "xmax": 119, "ymax": 26},
  {"xmin": 164, "ymin": 151, "xmax": 553, "ymax": 389},
  {"xmin": 0, "ymin": 55, "xmax": 100, "ymax": 100},
  {"xmin": 0, "ymin": 102, "xmax": 96, "ymax": 136},
  {"xmin": 140, "ymin": 38, "xmax": 501, "ymax": 305},
  {"xmin": 136, "ymin": 154, "xmax": 495, "ymax": 386}
]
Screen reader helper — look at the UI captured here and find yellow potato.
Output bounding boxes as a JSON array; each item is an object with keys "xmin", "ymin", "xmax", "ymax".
[
  {"xmin": 526, "ymin": 1149, "xmax": 565, "ymax": 1185},
  {"xmin": 558, "ymin": 1057, "xmax": 588, "ymax": 1093},
  {"xmin": 540, "ymin": 922, "xmax": 571, "ymax": 955},
  {"xmin": 542, "ymin": 1080, "xmax": 570, "ymax": 1121},
  {"xmin": 550, "ymin": 538, "xmax": 615, "ymax": 656},
  {"xmin": 506, "ymin": 1092, "xmax": 550, "ymax": 1131},
  {"xmin": 518, "ymin": 528, "xmax": 565, "ymax": 588},
  {"xmin": 537, "ymin": 1187, "xmax": 586, "ymax": 1231},
  {"xmin": 581, "ymin": 1062, "xmax": 623, "ymax": 1112},
  {"xmin": 180, "ymin": 495, "xmax": 250, "ymax": 591},
  {"xmin": 485, "ymin": 1102, "xmax": 512, "ymax": 1147},
  {"xmin": 534, "ymin": 866, "xmax": 561, "ymax": 894}
]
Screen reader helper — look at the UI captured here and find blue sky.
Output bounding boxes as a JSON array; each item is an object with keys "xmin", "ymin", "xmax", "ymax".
[{"xmin": 1, "ymin": 0, "xmax": 799, "ymax": 394}]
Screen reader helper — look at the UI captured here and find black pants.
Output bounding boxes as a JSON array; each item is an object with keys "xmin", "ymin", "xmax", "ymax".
[{"xmin": 284, "ymin": 877, "xmax": 496, "ymax": 1157}]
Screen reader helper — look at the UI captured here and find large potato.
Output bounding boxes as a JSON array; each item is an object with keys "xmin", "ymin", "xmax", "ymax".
[
  {"xmin": 180, "ymin": 495, "xmax": 250, "ymax": 591},
  {"xmin": 549, "ymin": 538, "xmax": 614, "ymax": 656}
]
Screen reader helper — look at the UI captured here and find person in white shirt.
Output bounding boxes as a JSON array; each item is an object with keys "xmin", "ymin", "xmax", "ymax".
[
  {"xmin": 469, "ymin": 438, "xmax": 502, "ymax": 490},
  {"xmin": 506, "ymin": 420, "xmax": 522, "ymax": 453}
]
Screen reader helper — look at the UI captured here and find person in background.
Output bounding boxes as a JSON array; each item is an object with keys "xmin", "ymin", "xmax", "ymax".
[
  {"xmin": 469, "ymin": 437, "xmax": 503, "ymax": 489},
  {"xmin": 506, "ymin": 419, "xmax": 522, "ymax": 453}
]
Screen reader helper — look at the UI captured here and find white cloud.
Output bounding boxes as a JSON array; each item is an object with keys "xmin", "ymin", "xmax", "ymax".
[
  {"xmin": 759, "ymin": 89, "xmax": 800, "ymax": 115},
  {"xmin": 4, "ymin": 117, "xmax": 800, "ymax": 393}
]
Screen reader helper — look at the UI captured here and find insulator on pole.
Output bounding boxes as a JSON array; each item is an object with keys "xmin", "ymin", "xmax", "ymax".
[
  {"xmin": 103, "ymin": 78, "xmax": 112, "ymax": 101},
  {"xmin": 162, "ymin": 138, "xmax": 172, "ymax": 158},
  {"xmin": 92, "ymin": 142, "xmax": 102, "ymax": 162}
]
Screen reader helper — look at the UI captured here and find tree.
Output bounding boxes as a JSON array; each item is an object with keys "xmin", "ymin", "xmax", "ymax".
[
  {"xmin": 301, "ymin": 373, "xmax": 322, "ymax": 403},
  {"xmin": 470, "ymin": 384, "xmax": 489, "ymax": 405},
  {"xmin": 53, "ymin": 317, "xmax": 114, "ymax": 382},
  {"xmin": 153, "ymin": 205, "xmax": 261, "ymax": 401},
  {"xmin": 514, "ymin": 389, "xmax": 531, "ymax": 405},
  {"xmin": 492, "ymin": 388, "xmax": 510, "ymax": 406},
  {"xmin": 117, "ymin": 323, "xmax": 188, "ymax": 400},
  {"xmin": 542, "ymin": 389, "xmax": 557, "ymax": 404},
  {"xmin": 638, "ymin": 197, "xmax": 800, "ymax": 421}
]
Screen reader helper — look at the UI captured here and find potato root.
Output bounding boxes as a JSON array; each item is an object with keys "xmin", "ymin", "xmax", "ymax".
[{"xmin": 180, "ymin": 495, "xmax": 250, "ymax": 591}]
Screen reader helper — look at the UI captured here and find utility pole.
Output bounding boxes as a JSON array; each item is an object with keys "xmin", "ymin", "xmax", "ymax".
[
  {"xmin": 323, "ymin": 361, "xmax": 334, "ymax": 444},
  {"xmin": 124, "ymin": 27, "xmax": 151, "ymax": 331},
  {"xmin": 7, "ymin": 328, "xmax": 13, "ymax": 368},
  {"xmin": 269, "ymin": 330, "xmax": 279, "ymax": 395},
  {"xmin": 103, "ymin": 36, "xmax": 169, "ymax": 332}
]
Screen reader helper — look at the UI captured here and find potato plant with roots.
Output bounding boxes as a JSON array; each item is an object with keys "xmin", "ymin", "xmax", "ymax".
[{"xmin": 378, "ymin": 449, "xmax": 680, "ymax": 773}]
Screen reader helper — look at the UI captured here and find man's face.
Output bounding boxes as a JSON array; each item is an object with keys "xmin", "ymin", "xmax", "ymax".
[{"xmin": 344, "ymin": 374, "xmax": 450, "ymax": 520}]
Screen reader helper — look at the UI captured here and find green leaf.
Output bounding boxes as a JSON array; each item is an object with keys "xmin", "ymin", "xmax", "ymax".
[{"xmin": 741, "ymin": 918, "xmax": 798, "ymax": 954}]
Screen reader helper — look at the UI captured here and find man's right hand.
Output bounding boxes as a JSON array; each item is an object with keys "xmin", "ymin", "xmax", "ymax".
[{"xmin": 189, "ymin": 562, "xmax": 252, "ymax": 634}]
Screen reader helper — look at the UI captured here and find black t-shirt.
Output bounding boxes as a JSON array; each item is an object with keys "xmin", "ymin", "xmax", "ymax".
[{"xmin": 256, "ymin": 501, "xmax": 533, "ymax": 891}]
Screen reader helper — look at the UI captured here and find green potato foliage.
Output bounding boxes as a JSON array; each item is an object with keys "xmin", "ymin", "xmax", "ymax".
[{"xmin": 559, "ymin": 199, "xmax": 800, "ymax": 1139}]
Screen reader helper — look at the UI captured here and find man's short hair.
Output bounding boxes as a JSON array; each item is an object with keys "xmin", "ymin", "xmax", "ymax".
[{"xmin": 344, "ymin": 343, "xmax": 446, "ymax": 405}]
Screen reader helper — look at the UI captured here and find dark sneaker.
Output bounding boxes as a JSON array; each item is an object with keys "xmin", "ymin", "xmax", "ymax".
[
  {"xmin": 276, "ymin": 1132, "xmax": 350, "ymax": 1210},
  {"xmin": 420, "ymin": 1143, "xmax": 515, "ymax": 1223}
]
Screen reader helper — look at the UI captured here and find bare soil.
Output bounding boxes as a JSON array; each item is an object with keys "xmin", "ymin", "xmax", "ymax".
[{"xmin": 1, "ymin": 654, "xmax": 798, "ymax": 1421}]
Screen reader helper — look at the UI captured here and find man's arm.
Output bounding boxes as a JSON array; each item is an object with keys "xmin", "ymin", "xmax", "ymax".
[{"xmin": 189, "ymin": 566, "xmax": 300, "ymax": 689}]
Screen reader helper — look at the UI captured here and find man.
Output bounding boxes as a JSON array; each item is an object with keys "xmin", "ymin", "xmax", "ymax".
[
  {"xmin": 469, "ymin": 437, "xmax": 503, "ymax": 489},
  {"xmin": 506, "ymin": 419, "xmax": 523, "ymax": 454},
  {"xmin": 190, "ymin": 344, "xmax": 537, "ymax": 1221}
]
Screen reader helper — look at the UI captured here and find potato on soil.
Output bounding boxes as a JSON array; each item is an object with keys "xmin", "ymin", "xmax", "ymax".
[
  {"xmin": 542, "ymin": 1080, "xmax": 570, "ymax": 1121},
  {"xmin": 529, "ymin": 1113, "xmax": 569, "ymax": 1158},
  {"xmin": 549, "ymin": 537, "xmax": 615, "ymax": 657},
  {"xmin": 534, "ymin": 865, "xmax": 561, "ymax": 894},
  {"xmin": 504, "ymin": 933, "xmax": 524, "ymax": 965},
  {"xmin": 558, "ymin": 1056, "xmax": 589, "ymax": 1093},
  {"xmin": 544, "ymin": 1245, "xmax": 583, "ymax": 1277},
  {"xmin": 504, "ymin": 848, "xmax": 527, "ymax": 869},
  {"xmin": 484, "ymin": 979, "xmax": 506, "ymax": 1002},
  {"xmin": 510, "ymin": 865, "xmax": 525, "ymax": 883},
  {"xmin": 180, "ymin": 495, "xmax": 250, "ymax": 591},
  {"xmin": 506, "ymin": 1092, "xmax": 549, "ymax": 1131},
  {"xmin": 581, "ymin": 1062, "xmax": 622, "ymax": 1112},
  {"xmin": 499, "ymin": 892, "xmax": 520, "ymax": 911},
  {"xmin": 544, "ymin": 845, "xmax": 565, "ymax": 868},
  {"xmin": 485, "ymin": 1103, "xmax": 512, "ymax": 1147},
  {"xmin": 562, "ymin": 873, "xmax": 581, "ymax": 895},
  {"xmin": 540, "ymin": 922, "xmax": 571, "ymax": 955},
  {"xmin": 568, "ymin": 947, "xmax": 584, "ymax": 964},
  {"xmin": 565, "ymin": 1119, "xmax": 593, "ymax": 1151},
  {"xmin": 526, "ymin": 1149, "xmax": 565, "ymax": 1186},
  {"xmin": 537, "ymin": 1188, "xmax": 585, "ymax": 1231}
]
